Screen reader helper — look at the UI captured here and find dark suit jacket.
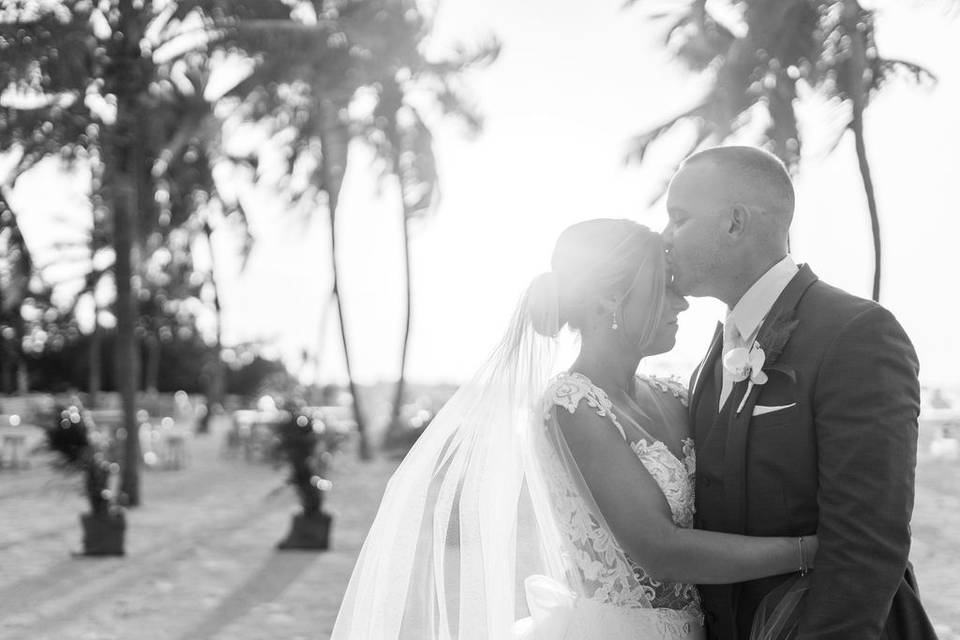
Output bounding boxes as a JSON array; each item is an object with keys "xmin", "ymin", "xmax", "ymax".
[{"xmin": 690, "ymin": 265, "xmax": 937, "ymax": 640}]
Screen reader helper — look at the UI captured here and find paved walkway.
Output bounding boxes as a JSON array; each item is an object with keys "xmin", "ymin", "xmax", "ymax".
[
  {"xmin": 0, "ymin": 418, "xmax": 957, "ymax": 639},
  {"xmin": 0, "ymin": 417, "xmax": 396, "ymax": 640}
]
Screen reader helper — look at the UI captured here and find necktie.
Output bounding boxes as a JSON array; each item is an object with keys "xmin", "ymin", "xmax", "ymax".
[{"xmin": 719, "ymin": 318, "xmax": 742, "ymax": 409}]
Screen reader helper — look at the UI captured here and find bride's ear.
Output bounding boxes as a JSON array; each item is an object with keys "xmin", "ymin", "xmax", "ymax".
[{"xmin": 595, "ymin": 295, "xmax": 620, "ymax": 317}]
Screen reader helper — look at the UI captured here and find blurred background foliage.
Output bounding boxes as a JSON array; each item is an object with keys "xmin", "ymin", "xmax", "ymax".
[
  {"xmin": 0, "ymin": 0, "xmax": 947, "ymax": 498},
  {"xmin": 0, "ymin": 0, "xmax": 497, "ymax": 501},
  {"xmin": 628, "ymin": 0, "xmax": 938, "ymax": 302}
]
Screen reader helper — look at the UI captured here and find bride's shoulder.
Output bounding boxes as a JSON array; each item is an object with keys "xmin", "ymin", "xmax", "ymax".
[
  {"xmin": 543, "ymin": 372, "xmax": 613, "ymax": 416},
  {"xmin": 636, "ymin": 373, "xmax": 689, "ymax": 408}
]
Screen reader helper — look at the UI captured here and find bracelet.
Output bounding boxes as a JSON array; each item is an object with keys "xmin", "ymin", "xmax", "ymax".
[{"xmin": 798, "ymin": 536, "xmax": 809, "ymax": 575}]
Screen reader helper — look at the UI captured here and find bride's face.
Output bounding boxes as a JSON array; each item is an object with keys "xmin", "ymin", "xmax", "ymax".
[
  {"xmin": 619, "ymin": 278, "xmax": 690, "ymax": 356},
  {"xmin": 651, "ymin": 287, "xmax": 690, "ymax": 356}
]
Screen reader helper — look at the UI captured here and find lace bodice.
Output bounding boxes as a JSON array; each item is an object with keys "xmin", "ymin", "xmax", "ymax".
[{"xmin": 541, "ymin": 371, "xmax": 701, "ymax": 619}]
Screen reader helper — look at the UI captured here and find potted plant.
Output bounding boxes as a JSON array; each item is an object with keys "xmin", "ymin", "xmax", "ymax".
[
  {"xmin": 273, "ymin": 406, "xmax": 344, "ymax": 550},
  {"xmin": 40, "ymin": 405, "xmax": 125, "ymax": 556}
]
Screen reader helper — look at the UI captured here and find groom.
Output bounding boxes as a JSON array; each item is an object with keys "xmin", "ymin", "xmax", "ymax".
[{"xmin": 661, "ymin": 146, "xmax": 937, "ymax": 640}]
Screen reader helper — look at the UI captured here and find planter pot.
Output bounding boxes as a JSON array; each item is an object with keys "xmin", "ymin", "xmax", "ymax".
[
  {"xmin": 80, "ymin": 511, "xmax": 126, "ymax": 556},
  {"xmin": 277, "ymin": 511, "xmax": 332, "ymax": 551}
]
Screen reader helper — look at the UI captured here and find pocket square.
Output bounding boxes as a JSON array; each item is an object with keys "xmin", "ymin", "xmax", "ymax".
[{"xmin": 752, "ymin": 403, "xmax": 797, "ymax": 416}]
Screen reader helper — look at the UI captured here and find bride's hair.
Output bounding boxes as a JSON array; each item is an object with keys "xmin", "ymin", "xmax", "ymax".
[{"xmin": 527, "ymin": 219, "xmax": 666, "ymax": 340}]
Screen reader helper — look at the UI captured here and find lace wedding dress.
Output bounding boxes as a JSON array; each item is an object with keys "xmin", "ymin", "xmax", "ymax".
[
  {"xmin": 513, "ymin": 372, "xmax": 705, "ymax": 640},
  {"xmin": 331, "ymin": 279, "xmax": 711, "ymax": 639}
]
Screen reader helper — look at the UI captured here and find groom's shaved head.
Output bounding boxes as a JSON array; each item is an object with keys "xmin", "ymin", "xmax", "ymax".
[
  {"xmin": 680, "ymin": 146, "xmax": 795, "ymax": 227},
  {"xmin": 662, "ymin": 145, "xmax": 796, "ymax": 302}
]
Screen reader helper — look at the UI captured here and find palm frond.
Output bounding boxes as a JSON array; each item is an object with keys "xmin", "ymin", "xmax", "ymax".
[
  {"xmin": 873, "ymin": 57, "xmax": 937, "ymax": 90},
  {"xmin": 421, "ymin": 37, "xmax": 501, "ymax": 76},
  {"xmin": 643, "ymin": 126, "xmax": 715, "ymax": 206},
  {"xmin": 396, "ymin": 106, "xmax": 438, "ymax": 218},
  {"xmin": 0, "ymin": 10, "xmax": 99, "ymax": 95},
  {"xmin": 625, "ymin": 101, "xmax": 710, "ymax": 164}
]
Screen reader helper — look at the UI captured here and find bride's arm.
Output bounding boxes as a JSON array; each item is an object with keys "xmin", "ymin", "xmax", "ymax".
[{"xmin": 557, "ymin": 405, "xmax": 816, "ymax": 585}]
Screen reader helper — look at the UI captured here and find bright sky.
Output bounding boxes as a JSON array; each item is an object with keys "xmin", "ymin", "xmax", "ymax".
[{"xmin": 7, "ymin": 1, "xmax": 960, "ymax": 389}]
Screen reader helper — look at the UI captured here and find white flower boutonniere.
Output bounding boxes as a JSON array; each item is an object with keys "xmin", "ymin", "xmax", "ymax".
[
  {"xmin": 723, "ymin": 341, "xmax": 770, "ymax": 415},
  {"xmin": 722, "ymin": 307, "xmax": 801, "ymax": 416}
]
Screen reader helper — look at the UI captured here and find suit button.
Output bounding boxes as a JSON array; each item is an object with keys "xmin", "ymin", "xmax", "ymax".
[{"xmin": 702, "ymin": 477, "xmax": 712, "ymax": 487}]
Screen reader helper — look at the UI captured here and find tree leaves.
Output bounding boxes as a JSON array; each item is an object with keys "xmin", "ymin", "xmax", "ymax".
[{"xmin": 626, "ymin": 0, "xmax": 935, "ymax": 195}]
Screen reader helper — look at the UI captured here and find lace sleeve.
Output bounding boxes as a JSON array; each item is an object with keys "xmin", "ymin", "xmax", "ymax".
[
  {"xmin": 544, "ymin": 373, "xmax": 627, "ymax": 441},
  {"xmin": 636, "ymin": 374, "xmax": 689, "ymax": 409}
]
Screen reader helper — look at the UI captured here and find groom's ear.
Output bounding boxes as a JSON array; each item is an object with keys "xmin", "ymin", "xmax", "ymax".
[{"xmin": 727, "ymin": 204, "xmax": 750, "ymax": 239}]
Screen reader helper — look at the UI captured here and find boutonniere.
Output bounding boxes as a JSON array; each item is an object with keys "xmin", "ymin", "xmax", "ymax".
[{"xmin": 724, "ymin": 309, "xmax": 800, "ymax": 415}]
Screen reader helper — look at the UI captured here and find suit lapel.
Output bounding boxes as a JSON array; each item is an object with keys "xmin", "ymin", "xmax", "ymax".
[
  {"xmin": 722, "ymin": 264, "xmax": 819, "ymax": 533},
  {"xmin": 690, "ymin": 322, "xmax": 723, "ymax": 419}
]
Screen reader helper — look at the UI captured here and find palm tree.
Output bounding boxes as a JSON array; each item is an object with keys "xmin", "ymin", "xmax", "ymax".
[
  {"xmin": 0, "ymin": 189, "xmax": 34, "ymax": 393},
  {"xmin": 316, "ymin": 95, "xmax": 371, "ymax": 457},
  {"xmin": 0, "ymin": 1, "xmax": 222, "ymax": 504},
  {"xmin": 627, "ymin": 0, "xmax": 935, "ymax": 301},
  {"xmin": 169, "ymin": 0, "xmax": 381, "ymax": 458},
  {"xmin": 184, "ymin": 0, "xmax": 497, "ymax": 457},
  {"xmin": 375, "ymin": 78, "xmax": 428, "ymax": 435},
  {"xmin": 366, "ymin": 44, "xmax": 496, "ymax": 433}
]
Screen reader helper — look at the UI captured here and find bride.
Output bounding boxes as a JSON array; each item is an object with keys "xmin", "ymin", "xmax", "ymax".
[{"xmin": 331, "ymin": 219, "xmax": 812, "ymax": 640}]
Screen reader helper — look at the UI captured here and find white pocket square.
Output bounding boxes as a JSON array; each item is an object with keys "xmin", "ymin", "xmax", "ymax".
[{"xmin": 752, "ymin": 403, "xmax": 797, "ymax": 416}]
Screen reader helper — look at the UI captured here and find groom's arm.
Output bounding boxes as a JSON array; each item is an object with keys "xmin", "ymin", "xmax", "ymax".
[{"xmin": 796, "ymin": 305, "xmax": 919, "ymax": 640}]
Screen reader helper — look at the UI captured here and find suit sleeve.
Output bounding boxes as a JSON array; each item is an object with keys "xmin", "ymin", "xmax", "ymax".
[{"xmin": 796, "ymin": 306, "xmax": 919, "ymax": 640}]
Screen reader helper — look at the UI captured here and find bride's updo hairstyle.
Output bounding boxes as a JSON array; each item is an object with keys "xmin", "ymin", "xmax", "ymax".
[{"xmin": 527, "ymin": 219, "xmax": 666, "ymax": 350}]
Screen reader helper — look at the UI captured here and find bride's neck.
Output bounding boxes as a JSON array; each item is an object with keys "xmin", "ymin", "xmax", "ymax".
[{"xmin": 572, "ymin": 342, "xmax": 640, "ymax": 396}]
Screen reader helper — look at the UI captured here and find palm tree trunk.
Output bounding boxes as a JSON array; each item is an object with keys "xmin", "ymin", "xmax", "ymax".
[
  {"xmin": 200, "ymin": 221, "xmax": 224, "ymax": 433},
  {"xmin": 0, "ymin": 345, "xmax": 11, "ymax": 393},
  {"xmin": 378, "ymin": 82, "xmax": 413, "ymax": 433},
  {"xmin": 852, "ymin": 111, "xmax": 881, "ymax": 302},
  {"xmin": 112, "ymin": 157, "xmax": 141, "ymax": 505},
  {"xmin": 113, "ymin": 1, "xmax": 146, "ymax": 505},
  {"xmin": 0, "ymin": 192, "xmax": 31, "ymax": 395},
  {"xmin": 144, "ymin": 333, "xmax": 160, "ymax": 394},
  {"xmin": 317, "ymin": 98, "xmax": 371, "ymax": 460},
  {"xmin": 390, "ymin": 209, "xmax": 412, "ymax": 427},
  {"xmin": 845, "ymin": 0, "xmax": 881, "ymax": 302},
  {"xmin": 385, "ymin": 113, "xmax": 412, "ymax": 429},
  {"xmin": 329, "ymin": 214, "xmax": 370, "ymax": 459},
  {"xmin": 14, "ymin": 311, "xmax": 29, "ymax": 393},
  {"xmin": 89, "ymin": 321, "xmax": 102, "ymax": 408},
  {"xmin": 15, "ymin": 357, "xmax": 28, "ymax": 394}
]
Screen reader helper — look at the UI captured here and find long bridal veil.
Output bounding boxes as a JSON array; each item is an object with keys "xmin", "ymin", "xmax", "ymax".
[
  {"xmin": 330, "ymin": 278, "xmax": 562, "ymax": 639},
  {"xmin": 331, "ymin": 225, "xmax": 669, "ymax": 640}
]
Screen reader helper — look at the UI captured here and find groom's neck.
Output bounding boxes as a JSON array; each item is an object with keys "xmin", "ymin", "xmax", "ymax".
[{"xmin": 721, "ymin": 253, "xmax": 788, "ymax": 309}]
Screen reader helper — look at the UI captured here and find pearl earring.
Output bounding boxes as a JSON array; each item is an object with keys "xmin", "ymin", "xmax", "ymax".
[{"xmin": 611, "ymin": 312, "xmax": 619, "ymax": 331}]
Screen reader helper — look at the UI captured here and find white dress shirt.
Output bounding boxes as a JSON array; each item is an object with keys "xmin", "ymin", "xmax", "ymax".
[{"xmin": 719, "ymin": 255, "xmax": 799, "ymax": 407}]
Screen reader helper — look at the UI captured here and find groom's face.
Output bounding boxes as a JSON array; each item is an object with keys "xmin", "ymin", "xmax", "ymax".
[{"xmin": 662, "ymin": 162, "xmax": 731, "ymax": 297}]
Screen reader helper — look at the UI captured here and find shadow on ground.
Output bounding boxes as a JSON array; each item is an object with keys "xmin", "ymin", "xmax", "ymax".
[{"xmin": 177, "ymin": 551, "xmax": 321, "ymax": 640}]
